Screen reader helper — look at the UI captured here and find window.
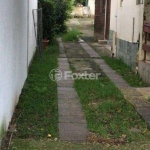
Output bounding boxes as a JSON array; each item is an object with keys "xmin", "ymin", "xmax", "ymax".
[{"xmin": 136, "ymin": 0, "xmax": 143, "ymax": 4}]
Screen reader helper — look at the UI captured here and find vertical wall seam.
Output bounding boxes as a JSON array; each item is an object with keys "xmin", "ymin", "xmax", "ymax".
[{"xmin": 27, "ymin": 0, "xmax": 29, "ymax": 73}]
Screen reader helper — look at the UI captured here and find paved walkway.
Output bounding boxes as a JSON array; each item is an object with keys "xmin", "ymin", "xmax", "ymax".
[
  {"xmin": 78, "ymin": 40, "xmax": 150, "ymax": 129},
  {"xmin": 57, "ymin": 33, "xmax": 150, "ymax": 142},
  {"xmin": 57, "ymin": 38, "xmax": 89, "ymax": 143}
]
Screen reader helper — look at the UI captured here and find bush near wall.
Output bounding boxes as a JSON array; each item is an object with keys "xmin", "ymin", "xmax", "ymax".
[{"xmin": 39, "ymin": 0, "xmax": 73, "ymax": 41}]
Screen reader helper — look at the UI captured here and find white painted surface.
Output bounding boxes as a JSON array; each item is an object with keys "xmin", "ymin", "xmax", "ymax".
[
  {"xmin": 0, "ymin": 0, "xmax": 37, "ymax": 139},
  {"xmin": 110, "ymin": 0, "xmax": 144, "ymax": 43},
  {"xmin": 28, "ymin": 1, "xmax": 37, "ymax": 65},
  {"xmin": 72, "ymin": 6, "xmax": 83, "ymax": 17},
  {"xmin": 88, "ymin": 0, "xmax": 95, "ymax": 16}
]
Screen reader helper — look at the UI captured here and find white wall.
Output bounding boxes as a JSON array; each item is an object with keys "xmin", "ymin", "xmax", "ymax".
[
  {"xmin": 110, "ymin": 0, "xmax": 144, "ymax": 43},
  {"xmin": 0, "ymin": 0, "xmax": 37, "ymax": 142},
  {"xmin": 88, "ymin": 0, "xmax": 95, "ymax": 16}
]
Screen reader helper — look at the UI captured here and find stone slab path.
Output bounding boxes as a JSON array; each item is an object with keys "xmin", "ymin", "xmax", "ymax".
[
  {"xmin": 136, "ymin": 87, "xmax": 150, "ymax": 99},
  {"xmin": 80, "ymin": 42, "xmax": 100, "ymax": 58},
  {"xmin": 57, "ymin": 38, "xmax": 89, "ymax": 143},
  {"xmin": 79, "ymin": 40, "xmax": 150, "ymax": 129}
]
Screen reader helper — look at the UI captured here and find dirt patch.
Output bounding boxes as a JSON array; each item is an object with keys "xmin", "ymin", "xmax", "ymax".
[
  {"xmin": 87, "ymin": 133, "xmax": 127, "ymax": 145},
  {"xmin": 64, "ymin": 42, "xmax": 90, "ymax": 58},
  {"xmin": 69, "ymin": 58, "xmax": 101, "ymax": 74},
  {"xmin": 136, "ymin": 87, "xmax": 150, "ymax": 100}
]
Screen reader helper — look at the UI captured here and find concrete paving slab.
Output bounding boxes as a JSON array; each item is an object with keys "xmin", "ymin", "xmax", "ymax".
[{"xmin": 57, "ymin": 38, "xmax": 89, "ymax": 143}]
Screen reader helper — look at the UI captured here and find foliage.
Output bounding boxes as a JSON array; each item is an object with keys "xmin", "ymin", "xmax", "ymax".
[
  {"xmin": 40, "ymin": 1, "xmax": 55, "ymax": 40},
  {"xmin": 39, "ymin": 0, "xmax": 73, "ymax": 40},
  {"xmin": 62, "ymin": 29, "xmax": 81, "ymax": 42},
  {"xmin": 74, "ymin": 0, "xmax": 86, "ymax": 5}
]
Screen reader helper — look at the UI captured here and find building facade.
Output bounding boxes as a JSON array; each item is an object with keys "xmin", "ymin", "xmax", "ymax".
[{"xmin": 109, "ymin": 0, "xmax": 144, "ymax": 70}]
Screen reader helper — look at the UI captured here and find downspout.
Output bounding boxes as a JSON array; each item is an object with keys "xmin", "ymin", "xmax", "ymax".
[
  {"xmin": 104, "ymin": 0, "xmax": 107, "ymax": 40},
  {"xmin": 27, "ymin": 0, "xmax": 29, "ymax": 72}
]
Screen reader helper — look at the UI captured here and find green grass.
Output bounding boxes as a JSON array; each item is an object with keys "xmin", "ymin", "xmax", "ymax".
[
  {"xmin": 74, "ymin": 77, "xmax": 150, "ymax": 142},
  {"xmin": 102, "ymin": 56, "xmax": 146, "ymax": 87},
  {"xmin": 9, "ymin": 139, "xmax": 150, "ymax": 150},
  {"xmin": 12, "ymin": 40, "xmax": 59, "ymax": 139},
  {"xmin": 148, "ymin": 97, "xmax": 150, "ymax": 102},
  {"xmin": 62, "ymin": 29, "xmax": 81, "ymax": 42}
]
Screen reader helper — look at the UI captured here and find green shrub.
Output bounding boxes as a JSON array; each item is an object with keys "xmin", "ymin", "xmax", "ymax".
[
  {"xmin": 39, "ymin": 0, "xmax": 73, "ymax": 41},
  {"xmin": 40, "ymin": 1, "xmax": 55, "ymax": 40}
]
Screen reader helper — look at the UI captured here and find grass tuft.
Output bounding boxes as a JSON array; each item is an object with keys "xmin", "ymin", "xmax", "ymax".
[{"xmin": 62, "ymin": 29, "xmax": 81, "ymax": 42}]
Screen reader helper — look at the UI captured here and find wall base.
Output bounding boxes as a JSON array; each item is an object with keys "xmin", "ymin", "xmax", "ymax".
[
  {"xmin": 139, "ymin": 61, "xmax": 150, "ymax": 85},
  {"xmin": 116, "ymin": 38, "xmax": 139, "ymax": 71}
]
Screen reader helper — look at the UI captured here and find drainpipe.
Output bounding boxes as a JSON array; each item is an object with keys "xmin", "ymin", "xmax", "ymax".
[{"xmin": 104, "ymin": 0, "xmax": 107, "ymax": 40}]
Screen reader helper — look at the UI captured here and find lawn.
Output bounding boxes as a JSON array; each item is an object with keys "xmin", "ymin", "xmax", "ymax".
[
  {"xmin": 62, "ymin": 29, "xmax": 81, "ymax": 42},
  {"xmin": 102, "ymin": 56, "xmax": 147, "ymax": 87},
  {"xmin": 74, "ymin": 77, "xmax": 150, "ymax": 143},
  {"xmin": 11, "ymin": 40, "xmax": 59, "ymax": 141},
  {"xmin": 9, "ymin": 139, "xmax": 150, "ymax": 150}
]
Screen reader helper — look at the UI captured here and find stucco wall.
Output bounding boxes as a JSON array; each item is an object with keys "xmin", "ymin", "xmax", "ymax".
[
  {"xmin": 88, "ymin": 0, "xmax": 95, "ymax": 16},
  {"xmin": 0, "ymin": 0, "xmax": 37, "ymax": 145},
  {"xmin": 110, "ymin": 0, "xmax": 144, "ymax": 43},
  {"xmin": 72, "ymin": 6, "xmax": 83, "ymax": 17}
]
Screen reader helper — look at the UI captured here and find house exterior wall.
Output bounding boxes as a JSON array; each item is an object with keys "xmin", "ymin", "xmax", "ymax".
[
  {"xmin": 109, "ymin": 0, "xmax": 144, "ymax": 70},
  {"xmin": 0, "ymin": 0, "xmax": 37, "ymax": 145},
  {"xmin": 88, "ymin": 0, "xmax": 95, "ymax": 17}
]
